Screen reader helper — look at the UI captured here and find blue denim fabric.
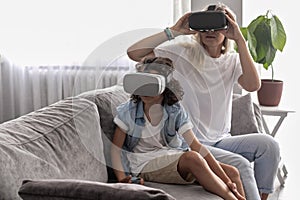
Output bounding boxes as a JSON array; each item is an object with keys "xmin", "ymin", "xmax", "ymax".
[
  {"xmin": 115, "ymin": 100, "xmax": 191, "ymax": 173},
  {"xmin": 206, "ymin": 133, "xmax": 280, "ymax": 200}
]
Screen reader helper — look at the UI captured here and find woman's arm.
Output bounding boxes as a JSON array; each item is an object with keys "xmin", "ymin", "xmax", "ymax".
[
  {"xmin": 221, "ymin": 9, "xmax": 260, "ymax": 92},
  {"xmin": 127, "ymin": 12, "xmax": 197, "ymax": 62}
]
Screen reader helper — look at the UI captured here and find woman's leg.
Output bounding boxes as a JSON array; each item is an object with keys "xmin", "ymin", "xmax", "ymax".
[
  {"xmin": 220, "ymin": 163, "xmax": 245, "ymax": 198},
  {"xmin": 214, "ymin": 134, "xmax": 280, "ymax": 199},
  {"xmin": 177, "ymin": 151, "xmax": 238, "ymax": 200}
]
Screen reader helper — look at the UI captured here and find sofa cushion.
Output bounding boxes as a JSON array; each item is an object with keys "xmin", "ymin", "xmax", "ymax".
[
  {"xmin": 145, "ymin": 182, "xmax": 222, "ymax": 200},
  {"xmin": 230, "ymin": 93, "xmax": 263, "ymax": 135},
  {"xmin": 0, "ymin": 97, "xmax": 107, "ymax": 200},
  {"xmin": 77, "ymin": 85, "xmax": 130, "ymax": 181},
  {"xmin": 18, "ymin": 179, "xmax": 176, "ymax": 200}
]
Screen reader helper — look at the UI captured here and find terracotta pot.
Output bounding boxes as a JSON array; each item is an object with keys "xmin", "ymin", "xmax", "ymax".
[{"xmin": 257, "ymin": 79, "xmax": 283, "ymax": 106}]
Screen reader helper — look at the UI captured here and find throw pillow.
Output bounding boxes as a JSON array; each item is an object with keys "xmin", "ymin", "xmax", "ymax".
[
  {"xmin": 18, "ymin": 179, "xmax": 176, "ymax": 200},
  {"xmin": 231, "ymin": 93, "xmax": 263, "ymax": 135}
]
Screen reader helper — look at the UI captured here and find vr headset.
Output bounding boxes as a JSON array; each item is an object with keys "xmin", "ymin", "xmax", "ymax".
[
  {"xmin": 189, "ymin": 5, "xmax": 228, "ymax": 32},
  {"xmin": 123, "ymin": 72, "xmax": 172, "ymax": 96}
]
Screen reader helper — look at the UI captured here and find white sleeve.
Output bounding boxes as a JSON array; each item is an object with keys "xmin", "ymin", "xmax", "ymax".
[
  {"xmin": 154, "ymin": 43, "xmax": 184, "ymax": 62},
  {"xmin": 178, "ymin": 122, "xmax": 194, "ymax": 135},
  {"xmin": 113, "ymin": 117, "xmax": 129, "ymax": 132}
]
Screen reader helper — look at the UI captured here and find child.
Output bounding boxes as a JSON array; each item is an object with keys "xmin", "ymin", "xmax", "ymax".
[{"xmin": 111, "ymin": 57, "xmax": 245, "ymax": 200}]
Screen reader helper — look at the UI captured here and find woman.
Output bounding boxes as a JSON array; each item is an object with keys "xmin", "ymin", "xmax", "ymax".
[
  {"xmin": 111, "ymin": 57, "xmax": 245, "ymax": 200},
  {"xmin": 126, "ymin": 3, "xmax": 280, "ymax": 200}
]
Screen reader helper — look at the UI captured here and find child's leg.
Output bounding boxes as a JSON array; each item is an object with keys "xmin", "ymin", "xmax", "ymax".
[
  {"xmin": 177, "ymin": 151, "xmax": 238, "ymax": 200},
  {"xmin": 220, "ymin": 163, "xmax": 245, "ymax": 198}
]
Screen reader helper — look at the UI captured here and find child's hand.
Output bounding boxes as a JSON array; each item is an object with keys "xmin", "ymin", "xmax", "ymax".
[
  {"xmin": 227, "ymin": 182, "xmax": 245, "ymax": 200},
  {"xmin": 119, "ymin": 175, "xmax": 144, "ymax": 185},
  {"xmin": 119, "ymin": 175, "xmax": 132, "ymax": 183}
]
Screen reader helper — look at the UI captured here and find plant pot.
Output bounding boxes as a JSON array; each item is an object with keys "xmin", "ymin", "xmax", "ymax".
[{"xmin": 257, "ymin": 79, "xmax": 283, "ymax": 106}]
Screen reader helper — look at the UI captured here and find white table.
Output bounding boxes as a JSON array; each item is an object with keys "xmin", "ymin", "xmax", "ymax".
[{"xmin": 259, "ymin": 106, "xmax": 295, "ymax": 186}]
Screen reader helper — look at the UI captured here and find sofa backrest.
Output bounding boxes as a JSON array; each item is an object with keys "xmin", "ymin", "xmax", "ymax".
[{"xmin": 0, "ymin": 97, "xmax": 107, "ymax": 200}]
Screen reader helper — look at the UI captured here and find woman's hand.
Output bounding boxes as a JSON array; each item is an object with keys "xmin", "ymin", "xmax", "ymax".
[
  {"xmin": 227, "ymin": 182, "xmax": 246, "ymax": 200},
  {"xmin": 170, "ymin": 12, "xmax": 198, "ymax": 36},
  {"xmin": 220, "ymin": 9, "xmax": 245, "ymax": 43},
  {"xmin": 119, "ymin": 175, "xmax": 145, "ymax": 185}
]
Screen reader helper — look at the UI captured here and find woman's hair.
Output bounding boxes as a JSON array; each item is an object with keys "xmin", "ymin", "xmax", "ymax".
[
  {"xmin": 130, "ymin": 57, "xmax": 184, "ymax": 106},
  {"xmin": 193, "ymin": 2, "xmax": 235, "ymax": 54}
]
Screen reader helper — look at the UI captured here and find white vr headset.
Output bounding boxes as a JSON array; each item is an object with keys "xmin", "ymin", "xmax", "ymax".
[{"xmin": 123, "ymin": 72, "xmax": 172, "ymax": 96}]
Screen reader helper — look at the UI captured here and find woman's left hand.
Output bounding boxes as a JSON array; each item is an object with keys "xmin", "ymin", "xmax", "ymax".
[{"xmin": 220, "ymin": 9, "xmax": 244, "ymax": 43}]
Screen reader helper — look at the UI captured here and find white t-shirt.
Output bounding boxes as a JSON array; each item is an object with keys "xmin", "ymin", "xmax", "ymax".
[
  {"xmin": 154, "ymin": 37, "xmax": 242, "ymax": 145},
  {"xmin": 126, "ymin": 114, "xmax": 184, "ymax": 175}
]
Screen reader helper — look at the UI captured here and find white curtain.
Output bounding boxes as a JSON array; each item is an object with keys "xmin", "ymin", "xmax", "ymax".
[
  {"xmin": 173, "ymin": 0, "xmax": 191, "ymax": 23},
  {"xmin": 0, "ymin": 55, "xmax": 135, "ymax": 123}
]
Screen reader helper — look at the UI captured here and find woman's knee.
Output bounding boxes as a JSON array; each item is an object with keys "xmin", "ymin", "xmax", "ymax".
[{"xmin": 257, "ymin": 134, "xmax": 280, "ymax": 161}]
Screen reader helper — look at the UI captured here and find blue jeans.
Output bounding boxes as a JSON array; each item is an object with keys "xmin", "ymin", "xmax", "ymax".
[{"xmin": 206, "ymin": 133, "xmax": 280, "ymax": 200}]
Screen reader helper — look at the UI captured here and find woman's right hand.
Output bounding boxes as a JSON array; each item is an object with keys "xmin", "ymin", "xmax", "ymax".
[{"xmin": 170, "ymin": 12, "xmax": 198, "ymax": 36}]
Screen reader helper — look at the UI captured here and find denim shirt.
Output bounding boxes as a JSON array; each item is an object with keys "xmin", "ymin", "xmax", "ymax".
[
  {"xmin": 114, "ymin": 100, "xmax": 193, "ymax": 174},
  {"xmin": 115, "ymin": 100, "xmax": 193, "ymax": 151}
]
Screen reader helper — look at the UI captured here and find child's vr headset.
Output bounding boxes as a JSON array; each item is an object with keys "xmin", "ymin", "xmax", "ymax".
[
  {"xmin": 189, "ymin": 5, "xmax": 228, "ymax": 32},
  {"xmin": 123, "ymin": 72, "xmax": 172, "ymax": 96}
]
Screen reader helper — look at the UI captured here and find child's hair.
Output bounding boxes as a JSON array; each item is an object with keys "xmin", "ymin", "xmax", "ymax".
[{"xmin": 131, "ymin": 57, "xmax": 184, "ymax": 105}]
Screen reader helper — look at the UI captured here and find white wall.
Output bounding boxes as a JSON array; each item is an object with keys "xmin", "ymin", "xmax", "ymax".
[
  {"xmin": 0, "ymin": 0, "xmax": 172, "ymax": 66},
  {"xmin": 243, "ymin": 1, "xmax": 298, "ymax": 113}
]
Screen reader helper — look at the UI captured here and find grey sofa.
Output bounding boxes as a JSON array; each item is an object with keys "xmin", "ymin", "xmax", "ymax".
[{"xmin": 0, "ymin": 84, "xmax": 262, "ymax": 200}]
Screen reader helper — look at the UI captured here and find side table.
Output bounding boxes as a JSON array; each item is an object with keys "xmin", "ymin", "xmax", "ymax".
[{"xmin": 259, "ymin": 106, "xmax": 295, "ymax": 186}]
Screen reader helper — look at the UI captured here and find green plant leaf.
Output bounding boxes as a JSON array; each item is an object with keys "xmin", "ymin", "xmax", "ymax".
[
  {"xmin": 263, "ymin": 46, "xmax": 276, "ymax": 70},
  {"xmin": 270, "ymin": 15, "xmax": 287, "ymax": 51},
  {"xmin": 253, "ymin": 21, "xmax": 271, "ymax": 62},
  {"xmin": 247, "ymin": 31, "xmax": 257, "ymax": 61},
  {"xmin": 248, "ymin": 15, "xmax": 265, "ymax": 32},
  {"xmin": 246, "ymin": 16, "xmax": 267, "ymax": 61}
]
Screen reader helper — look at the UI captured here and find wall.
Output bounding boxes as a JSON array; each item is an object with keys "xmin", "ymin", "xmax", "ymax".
[{"xmin": 0, "ymin": 0, "xmax": 173, "ymax": 66}]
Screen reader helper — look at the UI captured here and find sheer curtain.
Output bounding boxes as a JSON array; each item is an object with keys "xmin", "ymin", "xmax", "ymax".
[
  {"xmin": 0, "ymin": 0, "xmax": 175, "ymax": 123},
  {"xmin": 173, "ymin": 0, "xmax": 191, "ymax": 22},
  {"xmin": 0, "ymin": 55, "xmax": 135, "ymax": 123}
]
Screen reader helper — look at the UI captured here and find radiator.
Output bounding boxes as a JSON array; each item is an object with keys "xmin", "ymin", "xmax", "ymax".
[{"xmin": 0, "ymin": 56, "xmax": 135, "ymax": 123}]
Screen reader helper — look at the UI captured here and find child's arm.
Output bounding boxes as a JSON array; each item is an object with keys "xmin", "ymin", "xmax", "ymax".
[
  {"xmin": 111, "ymin": 126, "xmax": 145, "ymax": 185},
  {"xmin": 111, "ymin": 127, "xmax": 129, "ymax": 182}
]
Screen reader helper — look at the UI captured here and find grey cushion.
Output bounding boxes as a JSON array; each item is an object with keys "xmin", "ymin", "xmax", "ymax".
[
  {"xmin": 231, "ymin": 93, "xmax": 263, "ymax": 135},
  {"xmin": 77, "ymin": 85, "xmax": 130, "ymax": 181},
  {"xmin": 18, "ymin": 179, "xmax": 176, "ymax": 200},
  {"xmin": 0, "ymin": 97, "xmax": 107, "ymax": 200},
  {"xmin": 145, "ymin": 182, "xmax": 222, "ymax": 200}
]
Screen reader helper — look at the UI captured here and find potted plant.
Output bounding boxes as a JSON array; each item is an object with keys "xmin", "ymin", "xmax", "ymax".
[{"xmin": 240, "ymin": 10, "xmax": 287, "ymax": 106}]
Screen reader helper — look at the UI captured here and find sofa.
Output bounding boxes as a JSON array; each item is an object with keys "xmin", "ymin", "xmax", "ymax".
[{"xmin": 0, "ymin": 84, "xmax": 263, "ymax": 200}]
